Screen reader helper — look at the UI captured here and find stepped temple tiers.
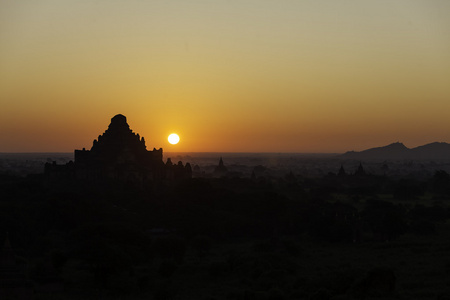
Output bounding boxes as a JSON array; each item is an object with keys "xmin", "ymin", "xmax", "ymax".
[{"xmin": 45, "ymin": 114, "xmax": 191, "ymax": 182}]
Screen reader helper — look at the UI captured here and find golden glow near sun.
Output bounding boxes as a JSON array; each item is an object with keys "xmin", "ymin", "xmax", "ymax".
[
  {"xmin": 1, "ymin": 1, "xmax": 450, "ymax": 152},
  {"xmin": 168, "ymin": 133, "xmax": 180, "ymax": 145}
]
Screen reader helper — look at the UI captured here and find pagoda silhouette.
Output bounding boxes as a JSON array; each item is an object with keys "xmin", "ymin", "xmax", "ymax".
[
  {"xmin": 213, "ymin": 157, "xmax": 228, "ymax": 177},
  {"xmin": 45, "ymin": 114, "xmax": 191, "ymax": 183}
]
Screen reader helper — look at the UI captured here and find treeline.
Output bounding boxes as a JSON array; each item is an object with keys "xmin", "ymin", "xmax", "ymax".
[{"xmin": 1, "ymin": 170, "xmax": 450, "ymax": 298}]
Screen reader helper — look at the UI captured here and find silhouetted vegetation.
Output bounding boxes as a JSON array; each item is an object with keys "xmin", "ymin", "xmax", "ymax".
[{"xmin": 2, "ymin": 159, "xmax": 450, "ymax": 299}]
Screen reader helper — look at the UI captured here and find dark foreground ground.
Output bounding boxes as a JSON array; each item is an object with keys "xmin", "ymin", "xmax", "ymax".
[{"xmin": 1, "ymin": 169, "xmax": 450, "ymax": 299}]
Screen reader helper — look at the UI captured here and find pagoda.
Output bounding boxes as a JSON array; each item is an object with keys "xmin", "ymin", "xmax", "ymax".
[{"xmin": 46, "ymin": 114, "xmax": 191, "ymax": 182}]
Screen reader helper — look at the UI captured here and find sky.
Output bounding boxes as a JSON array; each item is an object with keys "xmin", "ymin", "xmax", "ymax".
[{"xmin": 1, "ymin": 0, "xmax": 450, "ymax": 153}]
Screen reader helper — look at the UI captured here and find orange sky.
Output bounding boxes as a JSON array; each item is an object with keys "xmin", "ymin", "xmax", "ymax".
[{"xmin": 1, "ymin": 1, "xmax": 450, "ymax": 153}]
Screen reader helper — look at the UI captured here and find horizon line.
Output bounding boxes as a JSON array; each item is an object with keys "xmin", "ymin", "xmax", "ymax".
[{"xmin": 0, "ymin": 151, "xmax": 342, "ymax": 155}]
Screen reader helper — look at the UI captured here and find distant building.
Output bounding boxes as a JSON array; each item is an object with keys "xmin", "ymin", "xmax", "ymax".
[
  {"xmin": 338, "ymin": 165, "xmax": 347, "ymax": 176},
  {"xmin": 45, "ymin": 114, "xmax": 191, "ymax": 183},
  {"xmin": 354, "ymin": 163, "xmax": 367, "ymax": 176},
  {"xmin": 213, "ymin": 157, "xmax": 228, "ymax": 177}
]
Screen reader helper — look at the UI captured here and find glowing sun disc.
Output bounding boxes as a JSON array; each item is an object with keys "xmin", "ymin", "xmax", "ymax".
[{"xmin": 168, "ymin": 133, "xmax": 180, "ymax": 145}]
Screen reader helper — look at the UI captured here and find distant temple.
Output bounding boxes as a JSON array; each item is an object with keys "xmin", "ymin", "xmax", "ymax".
[
  {"xmin": 354, "ymin": 162, "xmax": 367, "ymax": 176},
  {"xmin": 213, "ymin": 157, "xmax": 228, "ymax": 177},
  {"xmin": 338, "ymin": 165, "xmax": 347, "ymax": 176},
  {"xmin": 45, "ymin": 114, "xmax": 191, "ymax": 183}
]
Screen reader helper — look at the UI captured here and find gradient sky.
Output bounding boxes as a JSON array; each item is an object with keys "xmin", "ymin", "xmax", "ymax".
[{"xmin": 1, "ymin": 1, "xmax": 450, "ymax": 153}]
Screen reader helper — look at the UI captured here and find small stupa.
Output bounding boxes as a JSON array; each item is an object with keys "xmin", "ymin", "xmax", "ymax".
[{"xmin": 213, "ymin": 157, "xmax": 228, "ymax": 177}]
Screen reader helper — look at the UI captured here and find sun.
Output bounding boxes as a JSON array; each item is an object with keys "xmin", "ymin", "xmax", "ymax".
[{"xmin": 168, "ymin": 133, "xmax": 180, "ymax": 145}]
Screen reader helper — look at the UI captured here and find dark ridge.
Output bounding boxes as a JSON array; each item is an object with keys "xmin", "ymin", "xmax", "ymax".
[{"xmin": 341, "ymin": 142, "xmax": 450, "ymax": 160}]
